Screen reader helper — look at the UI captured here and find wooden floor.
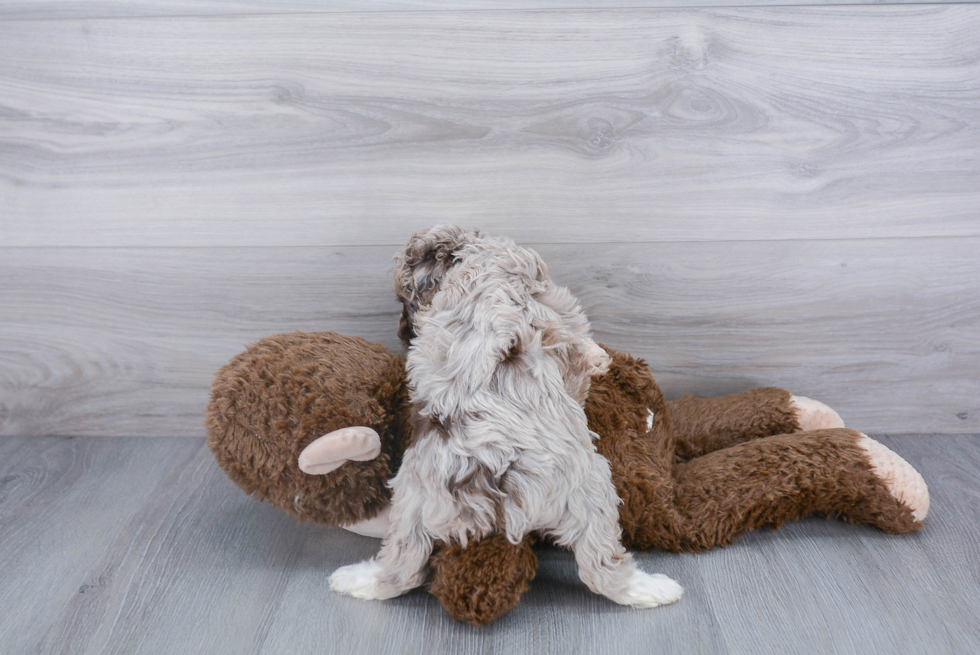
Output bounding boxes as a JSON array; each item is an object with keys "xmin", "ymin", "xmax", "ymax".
[{"xmin": 0, "ymin": 434, "xmax": 976, "ymax": 655}]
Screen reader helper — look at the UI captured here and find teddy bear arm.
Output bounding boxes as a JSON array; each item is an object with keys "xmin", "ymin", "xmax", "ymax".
[
  {"xmin": 667, "ymin": 387, "xmax": 801, "ymax": 460},
  {"xmin": 428, "ymin": 534, "xmax": 538, "ymax": 626}
]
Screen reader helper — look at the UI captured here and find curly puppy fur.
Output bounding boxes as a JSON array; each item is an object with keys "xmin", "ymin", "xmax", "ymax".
[
  {"xmin": 392, "ymin": 224, "xmax": 484, "ymax": 349},
  {"xmin": 330, "ymin": 226, "xmax": 682, "ymax": 608}
]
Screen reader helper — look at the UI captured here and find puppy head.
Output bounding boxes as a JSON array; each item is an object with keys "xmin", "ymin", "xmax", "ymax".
[{"xmin": 393, "ymin": 224, "xmax": 482, "ymax": 347}]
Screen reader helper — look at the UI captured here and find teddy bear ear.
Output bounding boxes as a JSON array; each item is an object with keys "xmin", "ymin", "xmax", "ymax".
[{"xmin": 298, "ymin": 427, "xmax": 382, "ymax": 475}]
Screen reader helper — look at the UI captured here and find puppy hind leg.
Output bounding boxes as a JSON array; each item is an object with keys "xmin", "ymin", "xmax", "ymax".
[
  {"xmin": 331, "ymin": 528, "xmax": 433, "ymax": 601},
  {"xmin": 556, "ymin": 455, "xmax": 683, "ymax": 608},
  {"xmin": 330, "ymin": 491, "xmax": 433, "ymax": 600}
]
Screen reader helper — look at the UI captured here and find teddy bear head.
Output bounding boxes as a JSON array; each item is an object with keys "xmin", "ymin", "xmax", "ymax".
[{"xmin": 205, "ymin": 331, "xmax": 413, "ymax": 527}]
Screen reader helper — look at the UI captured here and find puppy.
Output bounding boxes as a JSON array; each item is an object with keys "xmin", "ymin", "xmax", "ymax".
[{"xmin": 330, "ymin": 225, "xmax": 682, "ymax": 609}]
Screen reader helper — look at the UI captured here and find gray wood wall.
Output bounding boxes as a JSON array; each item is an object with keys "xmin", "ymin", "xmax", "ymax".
[{"xmin": 2, "ymin": 2, "xmax": 978, "ymax": 437}]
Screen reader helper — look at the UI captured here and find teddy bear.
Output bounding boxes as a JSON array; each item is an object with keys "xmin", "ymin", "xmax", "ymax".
[{"xmin": 205, "ymin": 331, "xmax": 929, "ymax": 625}]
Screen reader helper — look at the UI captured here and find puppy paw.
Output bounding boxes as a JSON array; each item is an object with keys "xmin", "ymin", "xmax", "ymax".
[
  {"xmin": 790, "ymin": 395, "xmax": 844, "ymax": 431},
  {"xmin": 617, "ymin": 570, "xmax": 684, "ymax": 608},
  {"xmin": 585, "ymin": 341, "xmax": 612, "ymax": 377},
  {"xmin": 329, "ymin": 560, "xmax": 384, "ymax": 600},
  {"xmin": 298, "ymin": 427, "xmax": 382, "ymax": 475},
  {"xmin": 856, "ymin": 434, "xmax": 930, "ymax": 521}
]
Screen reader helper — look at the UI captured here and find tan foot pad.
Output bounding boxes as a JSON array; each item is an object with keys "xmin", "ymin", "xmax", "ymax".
[
  {"xmin": 298, "ymin": 426, "xmax": 382, "ymax": 475},
  {"xmin": 790, "ymin": 395, "xmax": 845, "ymax": 431},
  {"xmin": 857, "ymin": 434, "xmax": 930, "ymax": 521}
]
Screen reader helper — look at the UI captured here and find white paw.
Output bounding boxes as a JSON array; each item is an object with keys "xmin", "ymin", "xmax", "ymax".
[
  {"xmin": 856, "ymin": 434, "xmax": 930, "ymax": 521},
  {"xmin": 618, "ymin": 570, "xmax": 684, "ymax": 608},
  {"xmin": 790, "ymin": 395, "xmax": 845, "ymax": 431},
  {"xmin": 585, "ymin": 341, "xmax": 612, "ymax": 376},
  {"xmin": 329, "ymin": 560, "xmax": 384, "ymax": 600}
]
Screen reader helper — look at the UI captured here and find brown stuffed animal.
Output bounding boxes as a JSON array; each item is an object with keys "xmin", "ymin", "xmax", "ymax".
[{"xmin": 206, "ymin": 331, "xmax": 929, "ymax": 625}]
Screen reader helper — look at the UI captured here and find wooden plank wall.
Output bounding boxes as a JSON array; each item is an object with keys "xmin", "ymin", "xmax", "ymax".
[
  {"xmin": 0, "ymin": 0, "xmax": 971, "ymax": 20},
  {"xmin": 1, "ymin": 4, "xmax": 978, "ymax": 436}
]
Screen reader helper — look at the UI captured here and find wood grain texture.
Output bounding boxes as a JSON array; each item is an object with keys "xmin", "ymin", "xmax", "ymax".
[
  {"xmin": 854, "ymin": 435, "xmax": 980, "ymax": 652},
  {"xmin": 0, "ymin": 0, "xmax": 972, "ymax": 21},
  {"xmin": 32, "ymin": 443, "xmax": 313, "ymax": 654},
  {"xmin": 1, "ymin": 7, "xmax": 978, "ymax": 246},
  {"xmin": 0, "ymin": 437, "xmax": 205, "ymax": 654},
  {"xmin": 1, "ymin": 435, "xmax": 977, "ymax": 654},
  {"xmin": 1, "ymin": 238, "xmax": 977, "ymax": 437}
]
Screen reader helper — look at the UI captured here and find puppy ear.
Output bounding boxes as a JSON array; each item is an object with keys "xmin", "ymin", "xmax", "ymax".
[
  {"xmin": 398, "ymin": 302, "xmax": 416, "ymax": 349},
  {"xmin": 394, "ymin": 226, "xmax": 478, "ymax": 298},
  {"xmin": 407, "ymin": 281, "xmax": 529, "ymax": 419},
  {"xmin": 393, "ymin": 225, "xmax": 480, "ymax": 345}
]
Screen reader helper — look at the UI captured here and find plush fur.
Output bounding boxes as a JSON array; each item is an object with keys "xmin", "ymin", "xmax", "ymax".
[
  {"xmin": 206, "ymin": 331, "xmax": 927, "ymax": 624},
  {"xmin": 330, "ymin": 228, "xmax": 681, "ymax": 607},
  {"xmin": 587, "ymin": 348, "xmax": 920, "ymax": 553},
  {"xmin": 667, "ymin": 387, "xmax": 801, "ymax": 461},
  {"xmin": 206, "ymin": 332, "xmax": 413, "ymax": 527},
  {"xmin": 428, "ymin": 534, "xmax": 539, "ymax": 625}
]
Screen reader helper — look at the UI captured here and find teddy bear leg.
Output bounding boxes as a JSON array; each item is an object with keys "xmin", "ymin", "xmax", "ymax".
[
  {"xmin": 668, "ymin": 387, "xmax": 802, "ymax": 459},
  {"xmin": 428, "ymin": 534, "xmax": 538, "ymax": 626},
  {"xmin": 662, "ymin": 429, "xmax": 927, "ymax": 552},
  {"xmin": 854, "ymin": 433, "xmax": 929, "ymax": 522}
]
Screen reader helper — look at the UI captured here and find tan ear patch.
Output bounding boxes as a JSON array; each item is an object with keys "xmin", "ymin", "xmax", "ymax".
[{"xmin": 298, "ymin": 427, "xmax": 382, "ymax": 475}]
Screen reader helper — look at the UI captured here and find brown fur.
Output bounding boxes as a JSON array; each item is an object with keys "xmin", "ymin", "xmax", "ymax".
[
  {"xmin": 429, "ymin": 535, "xmax": 538, "ymax": 626},
  {"xmin": 206, "ymin": 332, "xmax": 413, "ymax": 527},
  {"xmin": 205, "ymin": 333, "xmax": 923, "ymax": 625},
  {"xmin": 669, "ymin": 387, "xmax": 801, "ymax": 461},
  {"xmin": 588, "ymin": 349, "xmax": 917, "ymax": 553}
]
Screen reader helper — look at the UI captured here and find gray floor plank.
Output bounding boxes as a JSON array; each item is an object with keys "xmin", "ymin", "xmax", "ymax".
[
  {"xmin": 700, "ymin": 516, "xmax": 953, "ymax": 654},
  {"xmin": 0, "ymin": 437, "xmax": 204, "ymax": 654},
  {"xmin": 31, "ymin": 445, "xmax": 315, "ymax": 654},
  {"xmin": 0, "ymin": 435, "xmax": 977, "ymax": 654},
  {"xmin": 260, "ymin": 533, "xmax": 720, "ymax": 655},
  {"xmin": 2, "ymin": 7, "xmax": 978, "ymax": 246},
  {"xmin": 867, "ymin": 436, "xmax": 980, "ymax": 652},
  {"xmin": 2, "ymin": 239, "xmax": 977, "ymax": 437}
]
